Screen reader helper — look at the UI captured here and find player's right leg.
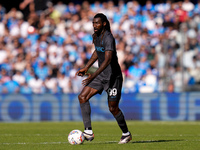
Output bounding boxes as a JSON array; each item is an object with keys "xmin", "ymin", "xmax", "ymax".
[{"xmin": 78, "ymin": 86, "xmax": 98, "ymax": 141}]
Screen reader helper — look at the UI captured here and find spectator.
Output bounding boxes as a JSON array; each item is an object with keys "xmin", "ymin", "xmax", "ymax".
[
  {"xmin": 0, "ymin": 80, "xmax": 3, "ymax": 93},
  {"xmin": 0, "ymin": 42, "xmax": 8, "ymax": 65},
  {"xmin": 54, "ymin": 1, "xmax": 67, "ymax": 15},
  {"xmin": 57, "ymin": 72, "xmax": 72, "ymax": 93},
  {"xmin": 34, "ymin": 60, "xmax": 49, "ymax": 80},
  {"xmin": 128, "ymin": 62, "xmax": 146, "ymax": 83},
  {"xmin": 142, "ymin": 0, "xmax": 155, "ymax": 12},
  {"xmin": 12, "ymin": 70, "xmax": 26, "ymax": 86},
  {"xmin": 22, "ymin": 62, "xmax": 34, "ymax": 82},
  {"xmin": 189, "ymin": 56, "xmax": 200, "ymax": 83},
  {"xmin": 60, "ymin": 52, "xmax": 73, "ymax": 77},
  {"xmin": 20, "ymin": 82, "xmax": 32, "ymax": 94},
  {"xmin": 0, "ymin": 19, "xmax": 6, "ymax": 37},
  {"xmin": 172, "ymin": 65, "xmax": 190, "ymax": 92},
  {"xmin": 3, "ymin": 77, "xmax": 20, "ymax": 93},
  {"xmin": 182, "ymin": 0, "xmax": 194, "ymax": 12},
  {"xmin": 14, "ymin": 54, "xmax": 27, "ymax": 72},
  {"xmin": 28, "ymin": 74, "xmax": 45, "ymax": 94},
  {"xmin": 0, "ymin": 69, "xmax": 11, "ymax": 84},
  {"xmin": 174, "ymin": 1, "xmax": 188, "ymax": 23},
  {"xmin": 167, "ymin": 80, "xmax": 175, "ymax": 93},
  {"xmin": 48, "ymin": 51, "xmax": 63, "ymax": 66},
  {"xmin": 194, "ymin": 0, "xmax": 200, "ymax": 14},
  {"xmin": 182, "ymin": 43, "xmax": 198, "ymax": 69},
  {"xmin": 138, "ymin": 68, "xmax": 157, "ymax": 93},
  {"xmin": 44, "ymin": 75, "xmax": 60, "ymax": 93},
  {"xmin": 0, "ymin": 4, "xmax": 6, "ymax": 18},
  {"xmin": 162, "ymin": 13, "xmax": 174, "ymax": 28}
]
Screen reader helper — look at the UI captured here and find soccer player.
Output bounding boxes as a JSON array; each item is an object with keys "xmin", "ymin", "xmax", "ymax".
[{"xmin": 76, "ymin": 13, "xmax": 132, "ymax": 144}]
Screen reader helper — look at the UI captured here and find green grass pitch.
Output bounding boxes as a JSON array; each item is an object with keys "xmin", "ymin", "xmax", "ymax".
[{"xmin": 0, "ymin": 121, "xmax": 200, "ymax": 150}]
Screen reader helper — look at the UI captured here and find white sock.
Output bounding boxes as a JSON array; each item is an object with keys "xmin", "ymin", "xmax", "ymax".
[
  {"xmin": 84, "ymin": 130, "xmax": 93, "ymax": 134},
  {"xmin": 122, "ymin": 131, "xmax": 130, "ymax": 136}
]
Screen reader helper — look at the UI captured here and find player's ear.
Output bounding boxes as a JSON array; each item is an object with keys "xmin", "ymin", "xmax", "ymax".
[{"xmin": 103, "ymin": 21, "xmax": 106, "ymax": 27}]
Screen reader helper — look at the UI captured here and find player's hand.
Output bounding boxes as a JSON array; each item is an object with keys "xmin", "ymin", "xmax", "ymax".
[
  {"xmin": 82, "ymin": 73, "xmax": 95, "ymax": 86},
  {"xmin": 24, "ymin": 0, "xmax": 34, "ymax": 4},
  {"xmin": 76, "ymin": 68, "xmax": 88, "ymax": 77}
]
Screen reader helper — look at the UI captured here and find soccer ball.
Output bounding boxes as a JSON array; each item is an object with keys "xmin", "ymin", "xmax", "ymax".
[{"xmin": 68, "ymin": 129, "xmax": 85, "ymax": 145}]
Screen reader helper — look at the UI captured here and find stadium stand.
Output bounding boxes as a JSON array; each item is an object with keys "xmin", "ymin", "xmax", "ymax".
[{"xmin": 0, "ymin": 0, "xmax": 200, "ymax": 94}]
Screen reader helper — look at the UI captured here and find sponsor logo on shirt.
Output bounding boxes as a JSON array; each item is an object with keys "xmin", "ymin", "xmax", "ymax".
[{"xmin": 95, "ymin": 46, "xmax": 105, "ymax": 52}]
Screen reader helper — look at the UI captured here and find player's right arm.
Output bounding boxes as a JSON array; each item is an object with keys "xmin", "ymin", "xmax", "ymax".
[
  {"xmin": 19, "ymin": 0, "xmax": 34, "ymax": 10},
  {"xmin": 76, "ymin": 50, "xmax": 98, "ymax": 77}
]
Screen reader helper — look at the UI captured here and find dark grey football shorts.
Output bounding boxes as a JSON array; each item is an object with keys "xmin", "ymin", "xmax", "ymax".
[{"xmin": 87, "ymin": 75, "xmax": 123, "ymax": 102}]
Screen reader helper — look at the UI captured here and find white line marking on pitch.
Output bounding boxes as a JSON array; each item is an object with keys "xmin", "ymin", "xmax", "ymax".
[
  {"xmin": 1, "ymin": 139, "xmax": 200, "ymax": 145},
  {"xmin": 0, "ymin": 134, "xmax": 66, "ymax": 136},
  {"xmin": 0, "ymin": 142, "xmax": 69, "ymax": 145},
  {"xmin": 0, "ymin": 141, "xmax": 119, "ymax": 145}
]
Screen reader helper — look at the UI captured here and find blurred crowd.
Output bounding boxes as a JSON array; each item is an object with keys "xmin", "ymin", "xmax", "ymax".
[{"xmin": 0, "ymin": 0, "xmax": 200, "ymax": 94}]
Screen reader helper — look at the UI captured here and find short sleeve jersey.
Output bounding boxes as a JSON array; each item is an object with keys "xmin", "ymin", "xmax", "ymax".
[{"xmin": 94, "ymin": 30, "xmax": 122, "ymax": 80}]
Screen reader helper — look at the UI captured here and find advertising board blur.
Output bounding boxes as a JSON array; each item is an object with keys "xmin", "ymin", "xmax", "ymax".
[{"xmin": 0, "ymin": 93, "xmax": 200, "ymax": 122}]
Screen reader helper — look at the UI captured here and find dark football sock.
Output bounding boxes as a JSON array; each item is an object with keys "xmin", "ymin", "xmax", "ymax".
[
  {"xmin": 80, "ymin": 101, "xmax": 92, "ymax": 129},
  {"xmin": 114, "ymin": 110, "xmax": 129, "ymax": 133}
]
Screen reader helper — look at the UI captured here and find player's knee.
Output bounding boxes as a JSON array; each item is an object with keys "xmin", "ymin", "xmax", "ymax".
[
  {"xmin": 78, "ymin": 94, "xmax": 87, "ymax": 104},
  {"xmin": 109, "ymin": 106, "xmax": 118, "ymax": 115}
]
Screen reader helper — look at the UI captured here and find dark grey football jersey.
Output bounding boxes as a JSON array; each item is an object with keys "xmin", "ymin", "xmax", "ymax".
[{"xmin": 94, "ymin": 30, "xmax": 122, "ymax": 80}]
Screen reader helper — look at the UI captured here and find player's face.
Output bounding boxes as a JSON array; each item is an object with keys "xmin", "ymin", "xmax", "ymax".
[{"xmin": 93, "ymin": 17, "xmax": 103, "ymax": 34}]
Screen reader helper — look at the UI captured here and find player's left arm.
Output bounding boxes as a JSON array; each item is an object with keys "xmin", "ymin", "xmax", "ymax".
[{"xmin": 82, "ymin": 50, "xmax": 113, "ymax": 86}]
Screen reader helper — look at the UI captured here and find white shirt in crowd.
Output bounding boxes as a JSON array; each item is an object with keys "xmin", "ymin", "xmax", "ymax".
[
  {"xmin": 28, "ymin": 78, "xmax": 44, "ymax": 94},
  {"xmin": 12, "ymin": 73, "xmax": 26, "ymax": 85}
]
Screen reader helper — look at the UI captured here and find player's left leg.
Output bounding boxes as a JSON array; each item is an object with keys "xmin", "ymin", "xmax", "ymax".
[
  {"xmin": 108, "ymin": 101, "xmax": 132, "ymax": 144},
  {"xmin": 107, "ymin": 76, "xmax": 132, "ymax": 144}
]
